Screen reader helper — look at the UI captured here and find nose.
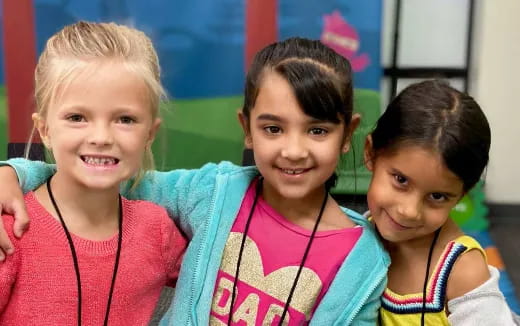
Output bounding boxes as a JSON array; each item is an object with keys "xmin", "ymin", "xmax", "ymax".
[
  {"xmin": 88, "ymin": 122, "xmax": 114, "ymax": 146},
  {"xmin": 396, "ymin": 194, "xmax": 422, "ymax": 221},
  {"xmin": 280, "ymin": 134, "xmax": 309, "ymax": 160}
]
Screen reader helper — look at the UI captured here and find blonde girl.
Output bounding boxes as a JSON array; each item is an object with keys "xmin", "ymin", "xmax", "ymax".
[{"xmin": 0, "ymin": 21, "xmax": 186, "ymax": 325}]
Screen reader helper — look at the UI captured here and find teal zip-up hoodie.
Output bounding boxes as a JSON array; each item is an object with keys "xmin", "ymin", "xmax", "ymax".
[{"xmin": 4, "ymin": 158, "xmax": 390, "ymax": 325}]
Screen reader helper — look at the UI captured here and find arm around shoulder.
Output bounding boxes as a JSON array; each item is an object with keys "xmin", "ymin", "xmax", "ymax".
[
  {"xmin": 0, "ymin": 158, "xmax": 55, "ymax": 193},
  {"xmin": 121, "ymin": 163, "xmax": 220, "ymax": 234}
]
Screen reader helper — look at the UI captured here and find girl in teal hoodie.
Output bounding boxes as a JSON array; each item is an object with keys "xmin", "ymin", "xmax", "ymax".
[{"xmin": 0, "ymin": 37, "xmax": 389, "ymax": 325}]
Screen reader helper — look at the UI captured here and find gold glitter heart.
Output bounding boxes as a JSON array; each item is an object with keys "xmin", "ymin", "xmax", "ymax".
[{"xmin": 219, "ymin": 232, "xmax": 322, "ymax": 318}]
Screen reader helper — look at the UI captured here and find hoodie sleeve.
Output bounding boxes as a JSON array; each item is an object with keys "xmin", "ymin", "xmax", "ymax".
[
  {"xmin": 1, "ymin": 158, "xmax": 220, "ymax": 238},
  {"xmin": 0, "ymin": 158, "xmax": 55, "ymax": 193},
  {"xmin": 119, "ymin": 163, "xmax": 220, "ymax": 238}
]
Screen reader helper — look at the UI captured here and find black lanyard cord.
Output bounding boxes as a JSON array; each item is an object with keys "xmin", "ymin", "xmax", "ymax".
[
  {"xmin": 227, "ymin": 178, "xmax": 263, "ymax": 326},
  {"xmin": 278, "ymin": 186, "xmax": 328, "ymax": 325},
  {"xmin": 46, "ymin": 177, "xmax": 123, "ymax": 326},
  {"xmin": 228, "ymin": 177, "xmax": 328, "ymax": 325},
  {"xmin": 420, "ymin": 227, "xmax": 441, "ymax": 326},
  {"xmin": 378, "ymin": 227, "xmax": 442, "ymax": 326}
]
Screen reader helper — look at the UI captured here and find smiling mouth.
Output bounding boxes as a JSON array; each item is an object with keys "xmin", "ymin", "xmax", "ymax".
[
  {"xmin": 279, "ymin": 168, "xmax": 309, "ymax": 175},
  {"xmin": 81, "ymin": 156, "xmax": 119, "ymax": 166},
  {"xmin": 385, "ymin": 211, "xmax": 414, "ymax": 230}
]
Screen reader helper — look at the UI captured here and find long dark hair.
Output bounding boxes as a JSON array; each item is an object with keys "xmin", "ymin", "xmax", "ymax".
[{"xmin": 371, "ymin": 80, "xmax": 491, "ymax": 191}]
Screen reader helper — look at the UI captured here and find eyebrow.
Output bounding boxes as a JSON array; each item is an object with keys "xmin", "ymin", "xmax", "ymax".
[
  {"xmin": 61, "ymin": 105, "xmax": 140, "ymax": 113},
  {"xmin": 60, "ymin": 105, "xmax": 88, "ymax": 111},
  {"xmin": 256, "ymin": 113, "xmax": 284, "ymax": 122},
  {"xmin": 256, "ymin": 113, "xmax": 333, "ymax": 125}
]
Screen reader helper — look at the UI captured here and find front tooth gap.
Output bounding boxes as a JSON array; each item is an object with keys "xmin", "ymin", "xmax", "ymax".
[{"xmin": 85, "ymin": 157, "xmax": 113, "ymax": 165}]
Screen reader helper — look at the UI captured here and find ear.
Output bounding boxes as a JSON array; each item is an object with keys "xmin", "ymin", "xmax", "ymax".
[
  {"xmin": 364, "ymin": 134, "xmax": 375, "ymax": 171},
  {"xmin": 146, "ymin": 118, "xmax": 162, "ymax": 147},
  {"xmin": 32, "ymin": 113, "xmax": 51, "ymax": 149},
  {"xmin": 341, "ymin": 113, "xmax": 361, "ymax": 153},
  {"xmin": 237, "ymin": 110, "xmax": 253, "ymax": 149}
]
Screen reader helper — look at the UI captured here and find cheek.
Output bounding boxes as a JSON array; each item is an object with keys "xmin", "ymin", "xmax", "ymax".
[
  {"xmin": 121, "ymin": 126, "xmax": 148, "ymax": 144},
  {"xmin": 316, "ymin": 141, "xmax": 342, "ymax": 164},
  {"xmin": 252, "ymin": 147, "xmax": 271, "ymax": 168},
  {"xmin": 437, "ymin": 206, "xmax": 453, "ymax": 223},
  {"xmin": 366, "ymin": 187, "xmax": 378, "ymax": 212},
  {"xmin": 367, "ymin": 177, "xmax": 393, "ymax": 211},
  {"xmin": 367, "ymin": 174, "xmax": 383, "ymax": 199},
  {"xmin": 250, "ymin": 137, "xmax": 273, "ymax": 160},
  {"xmin": 428, "ymin": 209, "xmax": 452, "ymax": 226},
  {"xmin": 48, "ymin": 132, "xmax": 74, "ymax": 151},
  {"xmin": 126, "ymin": 137, "xmax": 148, "ymax": 157}
]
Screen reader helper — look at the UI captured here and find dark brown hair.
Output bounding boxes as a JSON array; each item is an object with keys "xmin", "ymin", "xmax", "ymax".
[
  {"xmin": 242, "ymin": 37, "xmax": 353, "ymax": 127},
  {"xmin": 371, "ymin": 80, "xmax": 491, "ymax": 191}
]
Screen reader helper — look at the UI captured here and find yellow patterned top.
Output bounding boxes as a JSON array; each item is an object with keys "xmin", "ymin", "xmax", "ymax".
[{"xmin": 379, "ymin": 235, "xmax": 485, "ymax": 326}]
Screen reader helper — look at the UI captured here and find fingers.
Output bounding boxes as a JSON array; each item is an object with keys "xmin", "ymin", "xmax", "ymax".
[
  {"xmin": 0, "ymin": 221, "xmax": 13, "ymax": 260},
  {"xmin": 11, "ymin": 199, "xmax": 30, "ymax": 238},
  {"xmin": 0, "ymin": 165, "xmax": 30, "ymax": 258},
  {"xmin": 0, "ymin": 198, "xmax": 30, "ymax": 259},
  {"xmin": 0, "ymin": 205, "xmax": 12, "ymax": 261}
]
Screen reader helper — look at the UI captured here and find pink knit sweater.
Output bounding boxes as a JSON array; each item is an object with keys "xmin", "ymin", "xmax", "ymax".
[{"xmin": 0, "ymin": 192, "xmax": 186, "ymax": 325}]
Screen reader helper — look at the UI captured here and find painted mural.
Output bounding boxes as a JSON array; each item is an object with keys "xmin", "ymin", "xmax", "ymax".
[{"xmin": 0, "ymin": 0, "xmax": 383, "ymax": 190}]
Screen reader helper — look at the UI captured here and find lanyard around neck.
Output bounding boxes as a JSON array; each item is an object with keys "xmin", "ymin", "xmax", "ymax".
[
  {"xmin": 228, "ymin": 177, "xmax": 329, "ymax": 325},
  {"xmin": 46, "ymin": 177, "xmax": 123, "ymax": 326}
]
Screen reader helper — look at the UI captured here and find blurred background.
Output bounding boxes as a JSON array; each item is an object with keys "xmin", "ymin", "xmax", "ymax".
[{"xmin": 1, "ymin": 0, "xmax": 519, "ymax": 320}]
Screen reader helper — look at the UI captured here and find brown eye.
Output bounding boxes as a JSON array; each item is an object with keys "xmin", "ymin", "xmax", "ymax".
[
  {"xmin": 393, "ymin": 174, "xmax": 407, "ymax": 185},
  {"xmin": 309, "ymin": 127, "xmax": 327, "ymax": 135},
  {"xmin": 67, "ymin": 114, "xmax": 85, "ymax": 122},
  {"xmin": 119, "ymin": 116, "xmax": 136, "ymax": 124},
  {"xmin": 264, "ymin": 126, "xmax": 281, "ymax": 134},
  {"xmin": 430, "ymin": 193, "xmax": 447, "ymax": 202}
]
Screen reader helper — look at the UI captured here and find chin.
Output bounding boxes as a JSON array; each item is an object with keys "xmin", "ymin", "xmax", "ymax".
[
  {"xmin": 278, "ymin": 188, "xmax": 316, "ymax": 201},
  {"xmin": 380, "ymin": 231, "xmax": 413, "ymax": 243},
  {"xmin": 79, "ymin": 177, "xmax": 123, "ymax": 191},
  {"xmin": 279, "ymin": 192, "xmax": 306, "ymax": 200}
]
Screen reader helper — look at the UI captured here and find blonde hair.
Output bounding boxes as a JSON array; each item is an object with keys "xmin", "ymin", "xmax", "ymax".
[{"xmin": 29, "ymin": 21, "xmax": 166, "ymax": 187}]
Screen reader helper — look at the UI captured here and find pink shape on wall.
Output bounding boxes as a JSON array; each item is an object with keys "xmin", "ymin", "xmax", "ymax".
[{"xmin": 321, "ymin": 10, "xmax": 370, "ymax": 72}]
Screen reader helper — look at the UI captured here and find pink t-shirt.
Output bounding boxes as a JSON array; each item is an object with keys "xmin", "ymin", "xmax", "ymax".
[{"xmin": 210, "ymin": 180, "xmax": 363, "ymax": 325}]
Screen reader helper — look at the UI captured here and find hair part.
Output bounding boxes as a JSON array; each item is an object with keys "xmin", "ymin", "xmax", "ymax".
[
  {"xmin": 370, "ymin": 80, "xmax": 491, "ymax": 191},
  {"xmin": 28, "ymin": 21, "xmax": 166, "ymax": 187},
  {"xmin": 242, "ymin": 37, "xmax": 354, "ymax": 127}
]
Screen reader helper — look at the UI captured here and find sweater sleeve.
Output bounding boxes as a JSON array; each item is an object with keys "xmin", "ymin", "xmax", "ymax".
[
  {"xmin": 447, "ymin": 266, "xmax": 519, "ymax": 326},
  {"xmin": 0, "ymin": 158, "xmax": 56, "ymax": 193},
  {"xmin": 0, "ymin": 215, "xmax": 20, "ymax": 312}
]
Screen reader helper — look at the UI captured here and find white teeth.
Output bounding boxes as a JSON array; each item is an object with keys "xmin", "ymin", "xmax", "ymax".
[
  {"xmin": 83, "ymin": 156, "xmax": 116, "ymax": 165},
  {"xmin": 282, "ymin": 168, "xmax": 305, "ymax": 175}
]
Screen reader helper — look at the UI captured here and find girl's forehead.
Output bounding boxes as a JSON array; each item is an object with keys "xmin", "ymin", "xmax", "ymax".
[
  {"xmin": 50, "ymin": 61, "xmax": 130, "ymax": 96},
  {"xmin": 47, "ymin": 62, "xmax": 151, "ymax": 115},
  {"xmin": 253, "ymin": 72, "xmax": 323, "ymax": 118},
  {"xmin": 253, "ymin": 73, "xmax": 300, "ymax": 111}
]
